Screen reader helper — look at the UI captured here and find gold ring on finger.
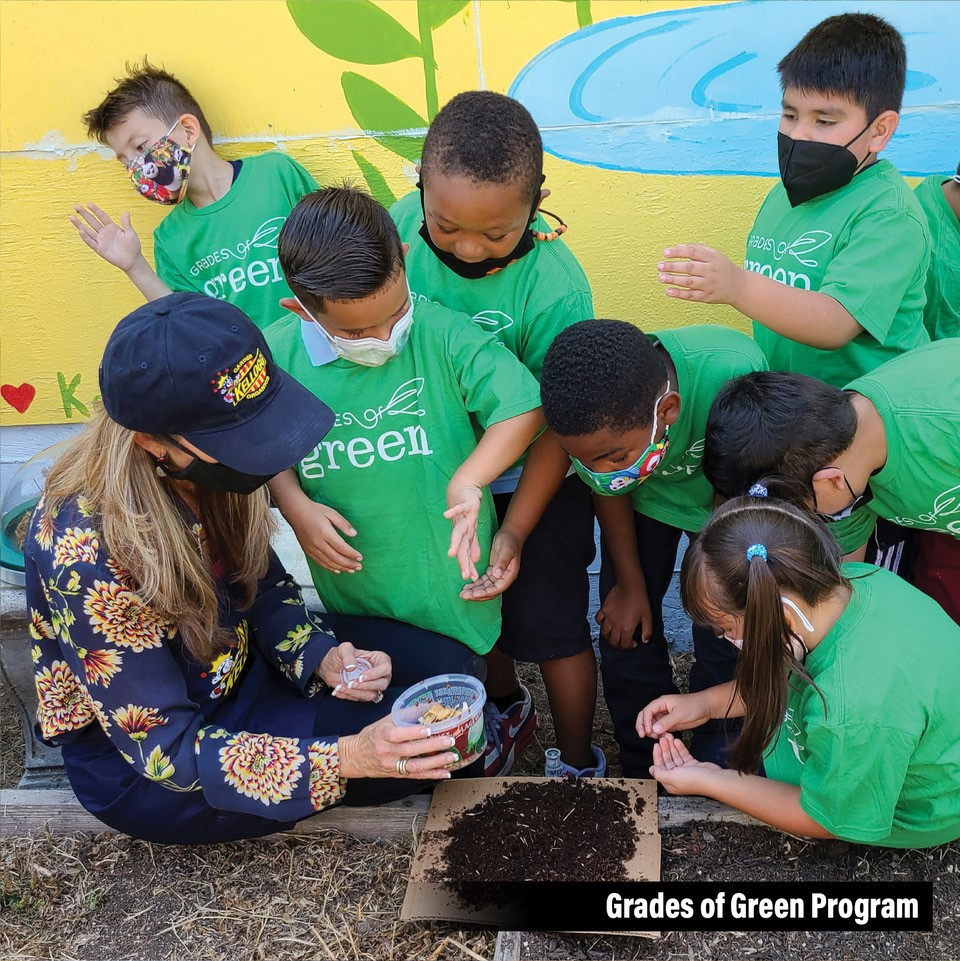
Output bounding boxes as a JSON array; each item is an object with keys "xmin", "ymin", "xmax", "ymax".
[{"xmin": 396, "ymin": 758, "xmax": 409, "ymax": 777}]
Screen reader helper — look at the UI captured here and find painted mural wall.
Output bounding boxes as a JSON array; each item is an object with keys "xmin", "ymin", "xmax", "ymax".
[{"xmin": 0, "ymin": 0, "xmax": 955, "ymax": 435}]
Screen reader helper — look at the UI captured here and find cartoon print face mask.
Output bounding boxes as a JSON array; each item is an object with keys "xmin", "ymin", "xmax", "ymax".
[{"xmin": 128, "ymin": 121, "xmax": 192, "ymax": 205}]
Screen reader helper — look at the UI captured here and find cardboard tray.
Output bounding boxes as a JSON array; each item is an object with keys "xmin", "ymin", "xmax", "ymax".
[{"xmin": 401, "ymin": 777, "xmax": 661, "ymax": 937}]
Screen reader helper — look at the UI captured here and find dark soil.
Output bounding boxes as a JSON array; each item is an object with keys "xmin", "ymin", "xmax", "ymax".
[
  {"xmin": 512, "ymin": 823, "xmax": 960, "ymax": 960},
  {"xmin": 437, "ymin": 781, "xmax": 638, "ymax": 893}
]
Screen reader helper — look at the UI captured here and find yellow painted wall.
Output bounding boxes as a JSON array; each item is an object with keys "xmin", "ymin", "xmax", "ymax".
[{"xmin": 3, "ymin": 0, "xmax": 769, "ymax": 426}]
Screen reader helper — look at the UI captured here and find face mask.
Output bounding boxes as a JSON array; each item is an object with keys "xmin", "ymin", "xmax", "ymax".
[
  {"xmin": 128, "ymin": 121, "xmax": 192, "ymax": 205},
  {"xmin": 298, "ymin": 293, "xmax": 414, "ymax": 367},
  {"xmin": 777, "ymin": 123, "xmax": 872, "ymax": 207},
  {"xmin": 571, "ymin": 382, "xmax": 671, "ymax": 495},
  {"xmin": 416, "ymin": 183, "xmax": 565, "ymax": 280},
  {"xmin": 818, "ymin": 474, "xmax": 875, "ymax": 523},
  {"xmin": 159, "ymin": 438, "xmax": 274, "ymax": 495},
  {"xmin": 723, "ymin": 597, "xmax": 815, "ymax": 657}
]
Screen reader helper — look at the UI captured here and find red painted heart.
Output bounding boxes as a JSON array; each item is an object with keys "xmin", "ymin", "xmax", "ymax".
[{"xmin": 1, "ymin": 383, "xmax": 36, "ymax": 414}]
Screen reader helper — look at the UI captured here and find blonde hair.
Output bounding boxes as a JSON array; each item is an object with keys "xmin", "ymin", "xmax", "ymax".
[{"xmin": 43, "ymin": 409, "xmax": 275, "ymax": 661}]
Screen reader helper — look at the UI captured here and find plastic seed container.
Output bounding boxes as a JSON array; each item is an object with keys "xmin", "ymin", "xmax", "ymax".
[
  {"xmin": 341, "ymin": 656, "xmax": 372, "ymax": 687},
  {"xmin": 391, "ymin": 673, "xmax": 486, "ymax": 771}
]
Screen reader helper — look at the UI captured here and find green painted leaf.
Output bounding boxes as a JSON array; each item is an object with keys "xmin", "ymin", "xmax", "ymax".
[
  {"xmin": 351, "ymin": 152, "xmax": 398, "ymax": 207},
  {"xmin": 422, "ymin": 0, "xmax": 469, "ymax": 29},
  {"xmin": 287, "ymin": 0, "xmax": 421, "ymax": 64},
  {"xmin": 341, "ymin": 72, "xmax": 426, "ymax": 162}
]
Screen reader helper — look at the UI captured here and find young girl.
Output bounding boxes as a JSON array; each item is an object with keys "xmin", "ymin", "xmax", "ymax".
[{"xmin": 639, "ymin": 497, "xmax": 960, "ymax": 848}]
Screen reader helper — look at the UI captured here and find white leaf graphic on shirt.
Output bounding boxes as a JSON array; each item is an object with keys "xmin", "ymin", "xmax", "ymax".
[
  {"xmin": 775, "ymin": 230, "xmax": 832, "ymax": 267},
  {"xmin": 337, "ymin": 378, "xmax": 426, "ymax": 430},
  {"xmin": 234, "ymin": 216, "xmax": 286, "ymax": 258},
  {"xmin": 473, "ymin": 310, "xmax": 515, "ymax": 335},
  {"xmin": 894, "ymin": 484, "xmax": 960, "ymax": 534}
]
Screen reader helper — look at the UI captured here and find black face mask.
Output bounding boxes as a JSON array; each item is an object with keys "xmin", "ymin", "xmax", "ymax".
[
  {"xmin": 777, "ymin": 124, "xmax": 872, "ymax": 207},
  {"xmin": 417, "ymin": 183, "xmax": 539, "ymax": 280},
  {"xmin": 818, "ymin": 474, "xmax": 875, "ymax": 523},
  {"xmin": 159, "ymin": 437, "xmax": 275, "ymax": 495}
]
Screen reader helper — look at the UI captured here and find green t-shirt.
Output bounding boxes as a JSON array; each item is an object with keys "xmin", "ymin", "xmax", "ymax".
[
  {"xmin": 764, "ymin": 564, "xmax": 960, "ymax": 848},
  {"xmin": 914, "ymin": 174, "xmax": 960, "ymax": 341},
  {"xmin": 154, "ymin": 152, "xmax": 318, "ymax": 329},
  {"xmin": 831, "ymin": 340, "xmax": 960, "ymax": 552},
  {"xmin": 265, "ymin": 300, "xmax": 542, "ymax": 654},
  {"xmin": 624, "ymin": 325, "xmax": 767, "ymax": 533},
  {"xmin": 391, "ymin": 190, "xmax": 594, "ymax": 383},
  {"xmin": 746, "ymin": 159, "xmax": 930, "ymax": 387}
]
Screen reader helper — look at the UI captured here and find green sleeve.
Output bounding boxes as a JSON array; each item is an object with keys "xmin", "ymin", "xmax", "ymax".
[
  {"xmin": 153, "ymin": 231, "xmax": 199, "ymax": 294},
  {"xmin": 520, "ymin": 289, "xmax": 594, "ymax": 382},
  {"xmin": 827, "ymin": 508, "xmax": 878, "ymax": 555},
  {"xmin": 447, "ymin": 318, "xmax": 542, "ymax": 429},
  {"xmin": 282, "ymin": 154, "xmax": 319, "ymax": 198},
  {"xmin": 818, "ymin": 207, "xmax": 929, "ymax": 344},
  {"xmin": 798, "ymin": 721, "xmax": 917, "ymax": 843}
]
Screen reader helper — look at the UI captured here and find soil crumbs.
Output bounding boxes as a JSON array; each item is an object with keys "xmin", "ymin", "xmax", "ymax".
[{"xmin": 432, "ymin": 781, "xmax": 638, "ymax": 910}]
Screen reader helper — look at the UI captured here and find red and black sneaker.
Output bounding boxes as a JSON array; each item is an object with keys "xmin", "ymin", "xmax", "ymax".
[{"xmin": 483, "ymin": 684, "xmax": 537, "ymax": 776}]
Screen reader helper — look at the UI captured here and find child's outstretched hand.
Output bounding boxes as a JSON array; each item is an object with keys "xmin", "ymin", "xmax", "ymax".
[
  {"xmin": 649, "ymin": 733, "xmax": 720, "ymax": 795},
  {"xmin": 70, "ymin": 204, "xmax": 143, "ymax": 273},
  {"xmin": 459, "ymin": 527, "xmax": 522, "ymax": 601},
  {"xmin": 657, "ymin": 244, "xmax": 745, "ymax": 305},
  {"xmin": 444, "ymin": 483, "xmax": 483, "ymax": 582},
  {"xmin": 596, "ymin": 581, "xmax": 653, "ymax": 648},
  {"xmin": 288, "ymin": 500, "xmax": 363, "ymax": 574}
]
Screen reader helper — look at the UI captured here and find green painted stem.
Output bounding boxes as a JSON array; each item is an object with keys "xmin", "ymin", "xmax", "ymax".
[
  {"xmin": 575, "ymin": 0, "xmax": 593, "ymax": 27},
  {"xmin": 417, "ymin": 0, "xmax": 439, "ymax": 120}
]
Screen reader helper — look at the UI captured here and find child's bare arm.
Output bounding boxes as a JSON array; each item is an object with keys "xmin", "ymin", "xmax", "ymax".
[
  {"xmin": 658, "ymin": 243, "xmax": 863, "ymax": 349},
  {"xmin": 269, "ymin": 468, "xmax": 362, "ymax": 574},
  {"xmin": 593, "ymin": 493, "xmax": 652, "ymax": 647},
  {"xmin": 445, "ymin": 408, "xmax": 544, "ymax": 581},
  {"xmin": 460, "ymin": 428, "xmax": 569, "ymax": 600},
  {"xmin": 70, "ymin": 204, "xmax": 172, "ymax": 301}
]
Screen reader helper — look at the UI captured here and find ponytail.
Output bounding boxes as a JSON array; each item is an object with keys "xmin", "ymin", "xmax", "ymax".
[{"xmin": 681, "ymin": 497, "xmax": 845, "ymax": 774}]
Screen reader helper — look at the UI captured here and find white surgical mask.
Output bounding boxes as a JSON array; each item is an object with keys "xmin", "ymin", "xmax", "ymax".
[
  {"xmin": 298, "ymin": 291, "xmax": 414, "ymax": 367},
  {"xmin": 723, "ymin": 596, "xmax": 815, "ymax": 656}
]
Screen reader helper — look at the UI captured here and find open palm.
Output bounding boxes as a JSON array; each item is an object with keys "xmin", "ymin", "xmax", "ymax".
[{"xmin": 70, "ymin": 204, "xmax": 142, "ymax": 271}]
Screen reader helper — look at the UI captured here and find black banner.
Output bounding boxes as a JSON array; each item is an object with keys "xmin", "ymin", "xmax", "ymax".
[{"xmin": 451, "ymin": 881, "xmax": 933, "ymax": 932}]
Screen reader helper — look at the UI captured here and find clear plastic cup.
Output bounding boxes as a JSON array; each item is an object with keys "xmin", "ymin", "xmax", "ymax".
[
  {"xmin": 341, "ymin": 656, "xmax": 372, "ymax": 687},
  {"xmin": 391, "ymin": 673, "xmax": 486, "ymax": 771}
]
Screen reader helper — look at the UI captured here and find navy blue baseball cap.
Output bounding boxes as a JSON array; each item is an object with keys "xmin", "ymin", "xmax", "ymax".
[{"xmin": 99, "ymin": 292, "xmax": 334, "ymax": 475}]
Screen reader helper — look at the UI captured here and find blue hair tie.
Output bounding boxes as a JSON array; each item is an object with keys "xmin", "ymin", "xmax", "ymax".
[
  {"xmin": 746, "ymin": 543, "xmax": 768, "ymax": 562},
  {"xmin": 748, "ymin": 483, "xmax": 768, "ymax": 498}
]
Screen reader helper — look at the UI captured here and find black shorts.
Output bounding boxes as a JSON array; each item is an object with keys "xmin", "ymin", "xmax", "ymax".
[{"xmin": 492, "ymin": 473, "xmax": 596, "ymax": 663}]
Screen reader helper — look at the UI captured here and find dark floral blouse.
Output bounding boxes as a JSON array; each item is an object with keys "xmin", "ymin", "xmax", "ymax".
[{"xmin": 25, "ymin": 492, "xmax": 346, "ymax": 820}]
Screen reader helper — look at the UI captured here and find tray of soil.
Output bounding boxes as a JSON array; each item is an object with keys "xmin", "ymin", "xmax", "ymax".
[{"xmin": 401, "ymin": 777, "xmax": 660, "ymax": 936}]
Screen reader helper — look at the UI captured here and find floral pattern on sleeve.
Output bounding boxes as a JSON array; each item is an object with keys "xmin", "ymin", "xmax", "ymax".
[{"xmin": 25, "ymin": 494, "xmax": 345, "ymax": 821}]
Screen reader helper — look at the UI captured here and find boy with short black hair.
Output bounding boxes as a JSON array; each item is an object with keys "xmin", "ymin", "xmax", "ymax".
[
  {"xmin": 265, "ymin": 185, "xmax": 544, "ymax": 661},
  {"xmin": 72, "ymin": 61, "xmax": 317, "ymax": 328},
  {"xmin": 702, "ymin": 342, "xmax": 960, "ymax": 591},
  {"xmin": 466, "ymin": 320, "xmax": 767, "ymax": 775},
  {"xmin": 656, "ymin": 13, "xmax": 930, "ymax": 388},
  {"xmin": 391, "ymin": 91, "xmax": 597, "ymax": 777}
]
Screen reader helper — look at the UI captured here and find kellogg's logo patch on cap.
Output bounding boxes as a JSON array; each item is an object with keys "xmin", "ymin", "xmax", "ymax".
[{"xmin": 212, "ymin": 349, "xmax": 270, "ymax": 407}]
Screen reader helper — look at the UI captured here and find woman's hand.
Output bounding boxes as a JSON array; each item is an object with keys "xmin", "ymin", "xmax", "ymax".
[
  {"xmin": 338, "ymin": 716, "xmax": 460, "ymax": 780},
  {"xmin": 459, "ymin": 527, "xmax": 522, "ymax": 600},
  {"xmin": 444, "ymin": 483, "xmax": 483, "ymax": 582},
  {"xmin": 636, "ymin": 690, "xmax": 715, "ymax": 739},
  {"xmin": 596, "ymin": 581, "xmax": 653, "ymax": 648},
  {"xmin": 649, "ymin": 733, "xmax": 721, "ymax": 795},
  {"xmin": 318, "ymin": 642, "xmax": 391, "ymax": 701},
  {"xmin": 289, "ymin": 500, "xmax": 363, "ymax": 574}
]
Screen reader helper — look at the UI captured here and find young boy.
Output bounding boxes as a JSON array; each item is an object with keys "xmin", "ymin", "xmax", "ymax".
[
  {"xmin": 656, "ymin": 13, "xmax": 930, "ymax": 389},
  {"xmin": 702, "ymin": 339, "xmax": 960, "ymax": 622},
  {"xmin": 264, "ymin": 186, "xmax": 543, "ymax": 663},
  {"xmin": 71, "ymin": 62, "xmax": 317, "ymax": 328},
  {"xmin": 391, "ymin": 91, "xmax": 597, "ymax": 777},
  {"xmin": 914, "ymin": 163, "xmax": 960, "ymax": 342},
  {"xmin": 466, "ymin": 320, "xmax": 767, "ymax": 776}
]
